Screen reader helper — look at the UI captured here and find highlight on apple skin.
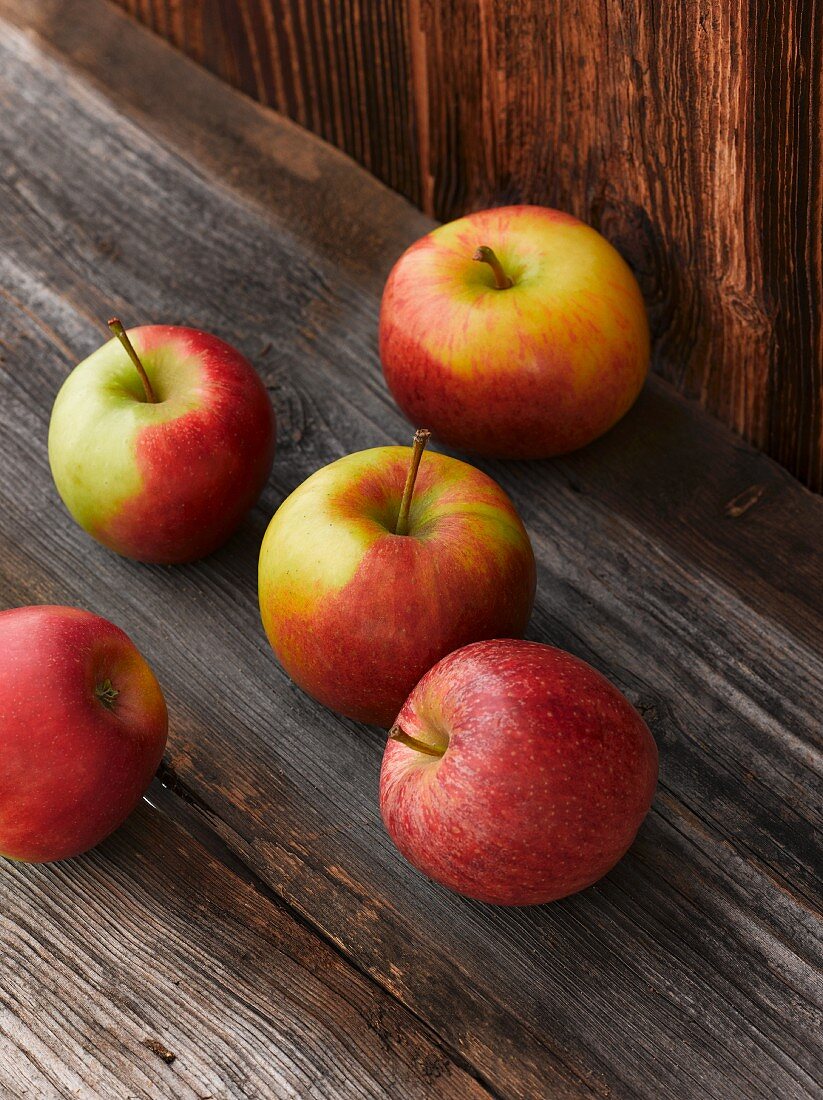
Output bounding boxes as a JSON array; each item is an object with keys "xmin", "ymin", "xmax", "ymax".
[
  {"xmin": 258, "ymin": 433, "xmax": 536, "ymax": 728},
  {"xmin": 48, "ymin": 322, "xmax": 276, "ymax": 564},
  {"xmin": 380, "ymin": 638, "xmax": 658, "ymax": 906},
  {"xmin": 0, "ymin": 605, "xmax": 168, "ymax": 863},
  {"xmin": 379, "ymin": 204, "xmax": 650, "ymax": 459}
]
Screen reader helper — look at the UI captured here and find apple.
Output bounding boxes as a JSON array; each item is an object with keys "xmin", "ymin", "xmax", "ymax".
[
  {"xmin": 380, "ymin": 638, "xmax": 658, "ymax": 905},
  {"xmin": 258, "ymin": 430, "xmax": 536, "ymax": 727},
  {"xmin": 49, "ymin": 319, "xmax": 276, "ymax": 564},
  {"xmin": 0, "ymin": 605, "xmax": 168, "ymax": 863},
  {"xmin": 379, "ymin": 204, "xmax": 650, "ymax": 458}
]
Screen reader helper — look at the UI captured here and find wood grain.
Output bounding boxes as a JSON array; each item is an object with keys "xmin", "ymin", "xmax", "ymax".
[
  {"xmin": 0, "ymin": 795, "xmax": 488, "ymax": 1099},
  {"xmin": 0, "ymin": 2, "xmax": 822, "ymax": 1097},
  {"xmin": 108, "ymin": 0, "xmax": 823, "ymax": 492}
]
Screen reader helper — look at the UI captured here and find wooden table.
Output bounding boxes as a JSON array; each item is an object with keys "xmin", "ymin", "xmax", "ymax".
[{"xmin": 1, "ymin": 2, "xmax": 821, "ymax": 1097}]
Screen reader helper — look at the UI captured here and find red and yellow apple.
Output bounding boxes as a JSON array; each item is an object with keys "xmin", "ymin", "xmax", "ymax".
[
  {"xmin": 379, "ymin": 205, "xmax": 649, "ymax": 458},
  {"xmin": 258, "ymin": 432, "xmax": 536, "ymax": 727},
  {"xmin": 49, "ymin": 321, "xmax": 276, "ymax": 564},
  {"xmin": 0, "ymin": 605, "xmax": 168, "ymax": 863},
  {"xmin": 380, "ymin": 638, "xmax": 658, "ymax": 905}
]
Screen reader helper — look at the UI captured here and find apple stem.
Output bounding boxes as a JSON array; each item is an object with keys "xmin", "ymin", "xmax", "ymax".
[
  {"xmin": 473, "ymin": 245, "xmax": 513, "ymax": 290},
  {"xmin": 389, "ymin": 725, "xmax": 445, "ymax": 758},
  {"xmin": 395, "ymin": 428, "xmax": 431, "ymax": 536},
  {"xmin": 108, "ymin": 317, "xmax": 156, "ymax": 403}
]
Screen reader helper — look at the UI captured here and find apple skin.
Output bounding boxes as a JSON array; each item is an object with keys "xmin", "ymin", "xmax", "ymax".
[
  {"xmin": 49, "ymin": 325, "xmax": 276, "ymax": 564},
  {"xmin": 0, "ymin": 606, "xmax": 168, "ymax": 863},
  {"xmin": 380, "ymin": 639, "xmax": 658, "ymax": 905},
  {"xmin": 379, "ymin": 205, "xmax": 650, "ymax": 458},
  {"xmin": 258, "ymin": 447, "xmax": 536, "ymax": 727}
]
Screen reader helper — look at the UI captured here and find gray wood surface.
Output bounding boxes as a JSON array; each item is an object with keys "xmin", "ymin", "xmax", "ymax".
[
  {"xmin": 0, "ymin": 1, "xmax": 821, "ymax": 1098},
  {"xmin": 0, "ymin": 793, "xmax": 489, "ymax": 1099}
]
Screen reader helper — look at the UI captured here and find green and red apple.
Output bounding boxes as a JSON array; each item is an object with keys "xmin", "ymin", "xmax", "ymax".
[
  {"xmin": 379, "ymin": 204, "xmax": 650, "ymax": 458},
  {"xmin": 381, "ymin": 638, "xmax": 658, "ymax": 905},
  {"xmin": 49, "ymin": 321, "xmax": 276, "ymax": 564},
  {"xmin": 0, "ymin": 605, "xmax": 168, "ymax": 863},
  {"xmin": 258, "ymin": 431, "xmax": 536, "ymax": 727}
]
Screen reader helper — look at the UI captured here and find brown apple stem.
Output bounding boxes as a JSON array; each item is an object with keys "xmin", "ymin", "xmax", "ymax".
[
  {"xmin": 395, "ymin": 428, "xmax": 431, "ymax": 536},
  {"xmin": 389, "ymin": 725, "xmax": 445, "ymax": 758},
  {"xmin": 473, "ymin": 245, "xmax": 513, "ymax": 290},
  {"xmin": 108, "ymin": 317, "xmax": 156, "ymax": 403}
]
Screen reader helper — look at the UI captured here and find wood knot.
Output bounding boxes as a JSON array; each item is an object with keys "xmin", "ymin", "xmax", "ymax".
[
  {"xmin": 724, "ymin": 484, "xmax": 765, "ymax": 518},
  {"xmin": 144, "ymin": 1038, "xmax": 176, "ymax": 1064}
]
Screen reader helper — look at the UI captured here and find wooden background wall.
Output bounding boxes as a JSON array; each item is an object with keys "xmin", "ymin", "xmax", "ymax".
[{"xmin": 111, "ymin": 0, "xmax": 822, "ymax": 491}]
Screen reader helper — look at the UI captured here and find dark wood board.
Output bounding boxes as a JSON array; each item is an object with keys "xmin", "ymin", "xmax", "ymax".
[
  {"xmin": 0, "ymin": 2, "xmax": 821, "ymax": 1098},
  {"xmin": 0, "ymin": 792, "xmax": 488, "ymax": 1099},
  {"xmin": 108, "ymin": 0, "xmax": 823, "ymax": 493}
]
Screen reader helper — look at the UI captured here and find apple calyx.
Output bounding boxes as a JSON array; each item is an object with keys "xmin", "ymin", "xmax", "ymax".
[
  {"xmin": 94, "ymin": 678, "xmax": 120, "ymax": 710},
  {"xmin": 389, "ymin": 725, "xmax": 445, "ymax": 758},
  {"xmin": 473, "ymin": 245, "xmax": 513, "ymax": 290},
  {"xmin": 108, "ymin": 317, "xmax": 156, "ymax": 403},
  {"xmin": 395, "ymin": 428, "xmax": 431, "ymax": 536}
]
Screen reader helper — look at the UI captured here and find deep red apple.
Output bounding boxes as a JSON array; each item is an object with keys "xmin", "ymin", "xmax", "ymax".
[
  {"xmin": 49, "ymin": 320, "xmax": 276, "ymax": 563},
  {"xmin": 380, "ymin": 638, "xmax": 658, "ymax": 905},
  {"xmin": 0, "ymin": 606, "xmax": 168, "ymax": 862},
  {"xmin": 379, "ymin": 204, "xmax": 650, "ymax": 458}
]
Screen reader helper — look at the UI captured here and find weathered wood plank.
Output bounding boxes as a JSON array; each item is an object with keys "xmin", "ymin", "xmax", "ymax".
[
  {"xmin": 0, "ymin": 795, "xmax": 489, "ymax": 1099},
  {"xmin": 0, "ymin": 3, "xmax": 821, "ymax": 1098}
]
